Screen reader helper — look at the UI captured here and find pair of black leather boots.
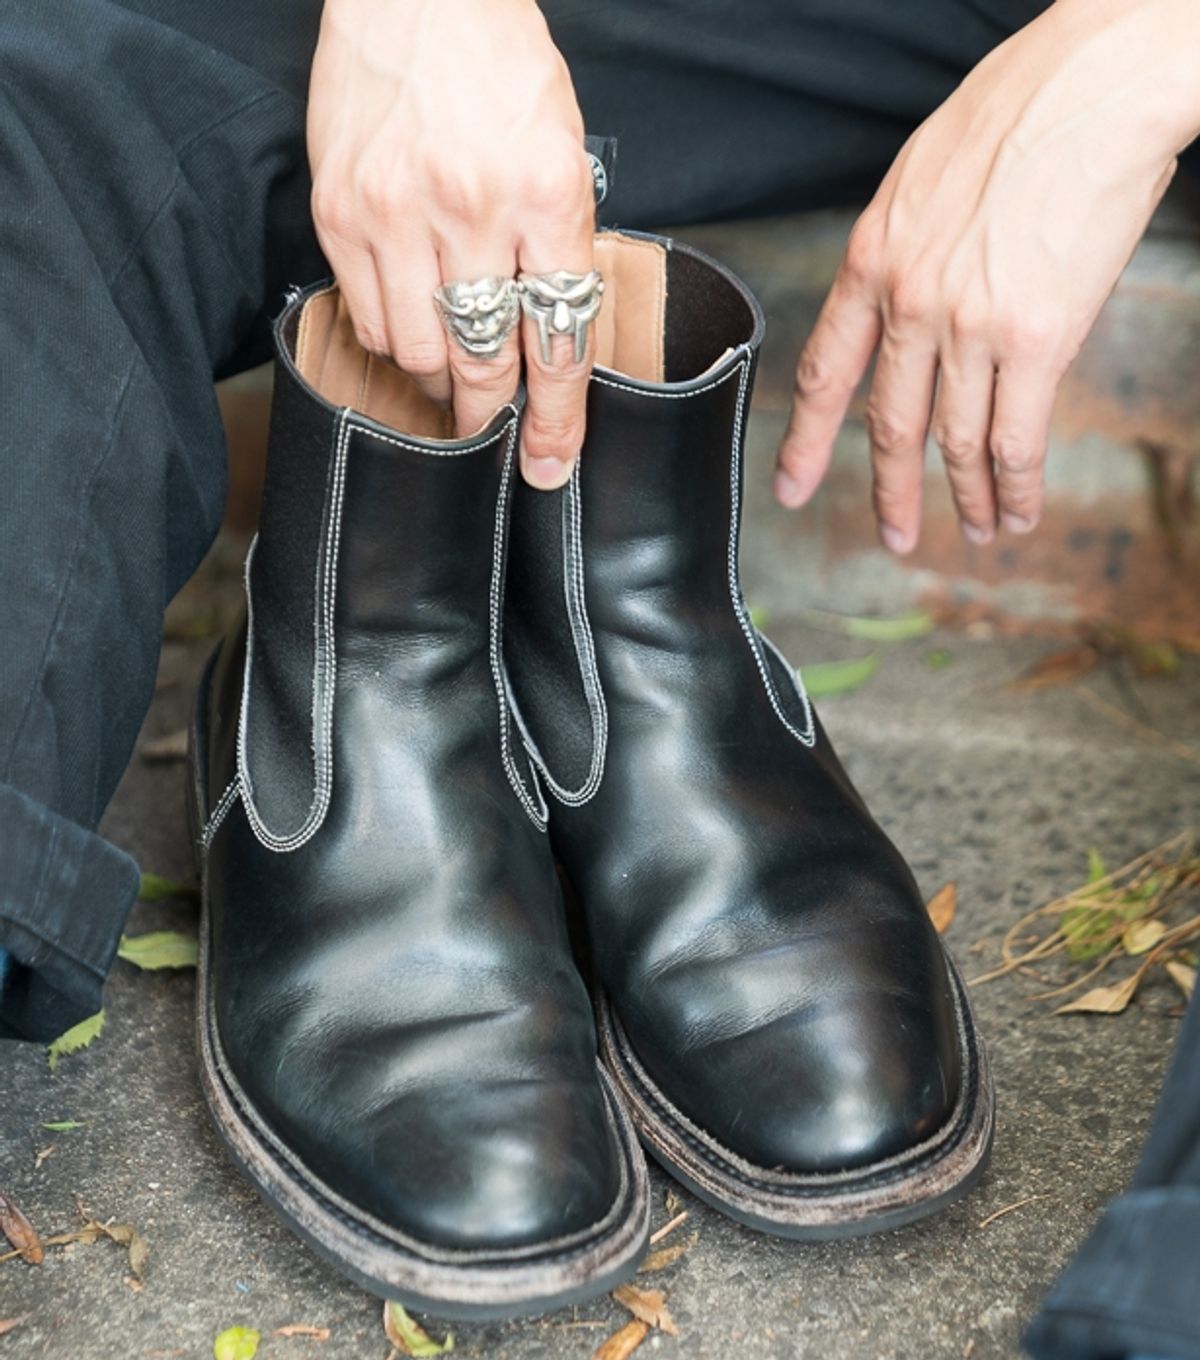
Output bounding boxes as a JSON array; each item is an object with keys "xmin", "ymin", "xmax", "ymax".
[{"xmin": 188, "ymin": 230, "xmax": 994, "ymax": 1319}]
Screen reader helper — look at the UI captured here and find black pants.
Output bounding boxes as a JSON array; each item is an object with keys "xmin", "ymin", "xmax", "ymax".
[{"xmin": 2, "ymin": 3, "xmax": 1196, "ymax": 1355}]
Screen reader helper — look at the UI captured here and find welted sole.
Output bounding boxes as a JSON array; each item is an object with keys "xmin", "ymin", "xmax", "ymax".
[
  {"xmin": 596, "ymin": 961, "xmax": 995, "ymax": 1241},
  {"xmin": 186, "ymin": 652, "xmax": 651, "ymax": 1321}
]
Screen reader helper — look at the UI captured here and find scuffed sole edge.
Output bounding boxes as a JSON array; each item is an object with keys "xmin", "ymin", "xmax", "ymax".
[
  {"xmin": 187, "ymin": 650, "xmax": 651, "ymax": 1321},
  {"xmin": 597, "ymin": 962, "xmax": 994, "ymax": 1242}
]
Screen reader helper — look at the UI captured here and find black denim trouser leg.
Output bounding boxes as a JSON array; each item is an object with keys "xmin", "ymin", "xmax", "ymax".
[
  {"xmin": 1024, "ymin": 989, "xmax": 1200, "ymax": 1360},
  {"xmin": 0, "ymin": 0, "xmax": 325, "ymax": 1040}
]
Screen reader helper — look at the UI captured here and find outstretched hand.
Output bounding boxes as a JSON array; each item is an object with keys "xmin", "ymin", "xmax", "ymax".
[{"xmin": 775, "ymin": 0, "xmax": 1200, "ymax": 552}]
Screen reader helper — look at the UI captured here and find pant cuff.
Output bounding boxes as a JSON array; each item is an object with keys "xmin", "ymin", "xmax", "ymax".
[
  {"xmin": 0, "ymin": 783, "xmax": 140, "ymax": 1042},
  {"xmin": 1024, "ymin": 1188, "xmax": 1200, "ymax": 1360}
]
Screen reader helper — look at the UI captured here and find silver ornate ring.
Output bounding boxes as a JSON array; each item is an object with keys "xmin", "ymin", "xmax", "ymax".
[
  {"xmin": 517, "ymin": 269, "xmax": 605, "ymax": 364},
  {"xmin": 434, "ymin": 276, "xmax": 520, "ymax": 360}
]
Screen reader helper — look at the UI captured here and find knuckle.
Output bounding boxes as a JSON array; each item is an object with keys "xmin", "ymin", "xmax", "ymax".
[
  {"xmin": 392, "ymin": 338, "xmax": 448, "ymax": 379},
  {"xmin": 353, "ymin": 322, "xmax": 389, "ymax": 356},
  {"xmin": 449, "ymin": 350, "xmax": 519, "ymax": 392},
  {"xmin": 425, "ymin": 159, "xmax": 489, "ymax": 220},
  {"xmin": 843, "ymin": 215, "xmax": 882, "ymax": 285},
  {"xmin": 949, "ymin": 299, "xmax": 987, "ymax": 343},
  {"xmin": 933, "ymin": 426, "xmax": 982, "ymax": 470},
  {"xmin": 523, "ymin": 410, "xmax": 583, "ymax": 453},
  {"xmin": 989, "ymin": 433, "xmax": 1041, "ymax": 476},
  {"xmin": 793, "ymin": 348, "xmax": 843, "ymax": 404},
  {"xmin": 357, "ymin": 168, "xmax": 408, "ymax": 223},
  {"xmin": 887, "ymin": 271, "xmax": 934, "ymax": 326},
  {"xmin": 872, "ymin": 481, "xmax": 911, "ymax": 521},
  {"xmin": 999, "ymin": 484, "xmax": 1042, "ymax": 516},
  {"xmin": 865, "ymin": 403, "xmax": 920, "ymax": 457},
  {"xmin": 311, "ymin": 180, "xmax": 355, "ymax": 241},
  {"xmin": 996, "ymin": 311, "xmax": 1055, "ymax": 359},
  {"xmin": 520, "ymin": 143, "xmax": 590, "ymax": 215}
]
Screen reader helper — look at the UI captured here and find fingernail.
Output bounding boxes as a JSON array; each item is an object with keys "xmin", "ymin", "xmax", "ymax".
[
  {"xmin": 522, "ymin": 452, "xmax": 574, "ymax": 491},
  {"xmin": 962, "ymin": 521, "xmax": 994, "ymax": 546},
  {"xmin": 880, "ymin": 523, "xmax": 913, "ymax": 555},
  {"xmin": 1001, "ymin": 511, "xmax": 1036, "ymax": 535},
  {"xmin": 774, "ymin": 470, "xmax": 807, "ymax": 508}
]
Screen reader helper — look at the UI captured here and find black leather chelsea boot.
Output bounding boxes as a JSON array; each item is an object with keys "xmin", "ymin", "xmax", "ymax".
[
  {"xmin": 505, "ymin": 231, "xmax": 995, "ymax": 1240},
  {"xmin": 187, "ymin": 283, "xmax": 649, "ymax": 1317}
]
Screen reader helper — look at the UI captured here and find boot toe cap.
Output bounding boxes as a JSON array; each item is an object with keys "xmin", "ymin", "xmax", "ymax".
[
  {"xmin": 277, "ymin": 1081, "xmax": 623, "ymax": 1252},
  {"xmin": 634, "ymin": 982, "xmax": 962, "ymax": 1175}
]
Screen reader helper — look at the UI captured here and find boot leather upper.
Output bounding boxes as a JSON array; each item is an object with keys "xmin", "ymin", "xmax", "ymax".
[
  {"xmin": 507, "ymin": 236, "xmax": 962, "ymax": 1176},
  {"xmin": 199, "ymin": 289, "xmax": 621, "ymax": 1252}
]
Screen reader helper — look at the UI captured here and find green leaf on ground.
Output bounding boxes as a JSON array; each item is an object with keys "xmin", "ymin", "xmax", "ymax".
[
  {"xmin": 41, "ymin": 1120, "xmax": 86, "ymax": 1132},
  {"xmin": 118, "ymin": 931, "xmax": 198, "ymax": 970},
  {"xmin": 800, "ymin": 653, "xmax": 879, "ymax": 698},
  {"xmin": 923, "ymin": 649, "xmax": 955, "ymax": 670},
  {"xmin": 47, "ymin": 1011, "xmax": 106, "ymax": 1073},
  {"xmin": 1061, "ymin": 905, "xmax": 1117, "ymax": 961},
  {"xmin": 213, "ymin": 1328, "xmax": 261, "ymax": 1360},
  {"xmin": 806, "ymin": 608, "xmax": 934, "ymax": 642},
  {"xmin": 138, "ymin": 872, "xmax": 200, "ymax": 904},
  {"xmin": 1087, "ymin": 848, "xmax": 1109, "ymax": 885},
  {"xmin": 384, "ymin": 1302, "xmax": 454, "ymax": 1356}
]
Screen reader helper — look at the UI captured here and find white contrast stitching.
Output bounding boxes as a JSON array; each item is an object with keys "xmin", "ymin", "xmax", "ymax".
[
  {"xmin": 489, "ymin": 428, "xmax": 549, "ymax": 829},
  {"xmin": 237, "ymin": 408, "xmax": 351, "ymax": 853},
  {"xmin": 201, "ymin": 777, "xmax": 242, "ymax": 849},
  {"xmin": 724, "ymin": 360, "xmax": 816, "ymax": 748},
  {"xmin": 511, "ymin": 463, "xmax": 608, "ymax": 808},
  {"xmin": 349, "ymin": 406, "xmax": 518, "ymax": 459},
  {"xmin": 236, "ymin": 409, "xmax": 524, "ymax": 853}
]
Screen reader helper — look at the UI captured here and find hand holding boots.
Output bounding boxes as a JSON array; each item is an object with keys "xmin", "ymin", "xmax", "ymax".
[{"xmin": 307, "ymin": 0, "xmax": 597, "ymax": 489}]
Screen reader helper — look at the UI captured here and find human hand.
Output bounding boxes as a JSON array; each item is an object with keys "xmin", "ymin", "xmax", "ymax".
[
  {"xmin": 775, "ymin": 0, "xmax": 1200, "ymax": 550},
  {"xmin": 307, "ymin": 0, "xmax": 596, "ymax": 488}
]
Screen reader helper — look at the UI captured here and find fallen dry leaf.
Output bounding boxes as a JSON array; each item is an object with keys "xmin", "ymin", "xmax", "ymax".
[
  {"xmin": 592, "ymin": 1320, "xmax": 650, "ymax": 1360},
  {"xmin": 0, "ymin": 1192, "xmax": 44, "ymax": 1264},
  {"xmin": 611, "ymin": 1284, "xmax": 679, "ymax": 1337},
  {"xmin": 1055, "ymin": 973, "xmax": 1141, "ymax": 1016},
  {"xmin": 33, "ymin": 1146, "xmax": 56, "ymax": 1171},
  {"xmin": 273, "ymin": 1325, "xmax": 332, "ymax": 1341},
  {"xmin": 0, "ymin": 1315, "xmax": 31, "ymax": 1337},
  {"xmin": 926, "ymin": 882, "xmax": 957, "ymax": 934},
  {"xmin": 93, "ymin": 1220, "xmax": 149, "ymax": 1281},
  {"xmin": 1010, "ymin": 645, "xmax": 1101, "ymax": 692},
  {"xmin": 1122, "ymin": 919, "xmax": 1167, "ymax": 956},
  {"xmin": 639, "ymin": 1231, "xmax": 699, "ymax": 1274},
  {"xmin": 1166, "ymin": 960, "xmax": 1197, "ymax": 1001}
]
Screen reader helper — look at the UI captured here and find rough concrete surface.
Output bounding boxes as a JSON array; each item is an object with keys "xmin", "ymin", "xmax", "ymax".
[{"xmin": 3, "ymin": 324, "xmax": 1199, "ymax": 1360}]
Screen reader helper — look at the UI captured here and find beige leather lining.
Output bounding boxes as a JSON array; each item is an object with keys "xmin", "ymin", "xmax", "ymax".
[
  {"xmin": 292, "ymin": 233, "xmax": 669, "ymax": 435},
  {"xmin": 592, "ymin": 234, "xmax": 666, "ymax": 381},
  {"xmin": 294, "ymin": 287, "xmax": 454, "ymax": 439}
]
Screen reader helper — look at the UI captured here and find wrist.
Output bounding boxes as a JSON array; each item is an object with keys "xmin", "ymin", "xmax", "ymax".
[{"xmin": 1049, "ymin": 0, "xmax": 1200, "ymax": 156}]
